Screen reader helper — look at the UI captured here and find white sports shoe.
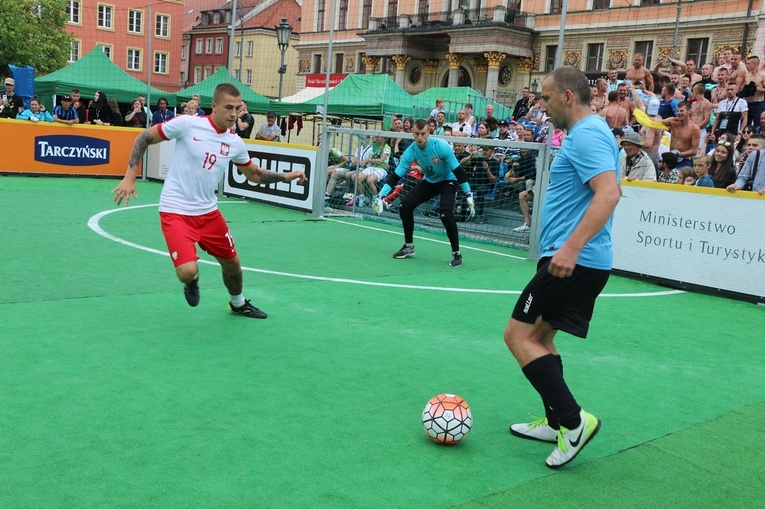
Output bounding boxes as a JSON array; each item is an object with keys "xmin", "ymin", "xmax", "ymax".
[
  {"xmin": 509, "ymin": 416, "xmax": 558, "ymax": 443},
  {"xmin": 545, "ymin": 409, "xmax": 601, "ymax": 469},
  {"xmin": 513, "ymin": 223, "xmax": 530, "ymax": 232}
]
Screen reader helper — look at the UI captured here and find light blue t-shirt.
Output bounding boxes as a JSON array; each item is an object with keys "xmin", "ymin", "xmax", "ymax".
[
  {"xmin": 539, "ymin": 114, "xmax": 619, "ymax": 270},
  {"xmin": 396, "ymin": 136, "xmax": 469, "ymax": 192}
]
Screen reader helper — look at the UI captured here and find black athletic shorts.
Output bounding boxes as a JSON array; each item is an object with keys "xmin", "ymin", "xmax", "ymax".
[{"xmin": 511, "ymin": 257, "xmax": 610, "ymax": 338}]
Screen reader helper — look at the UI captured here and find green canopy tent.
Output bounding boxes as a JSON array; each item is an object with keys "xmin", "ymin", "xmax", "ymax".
[
  {"xmin": 415, "ymin": 87, "xmax": 513, "ymax": 123},
  {"xmin": 34, "ymin": 47, "xmax": 176, "ymax": 110},
  {"xmin": 176, "ymin": 67, "xmax": 271, "ymax": 113},
  {"xmin": 268, "ymin": 74, "xmax": 430, "ymax": 118}
]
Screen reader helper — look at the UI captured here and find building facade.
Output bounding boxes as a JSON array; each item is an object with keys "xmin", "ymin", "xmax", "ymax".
[
  {"xmin": 184, "ymin": 0, "xmax": 301, "ymax": 99},
  {"xmin": 65, "ymin": 0, "xmax": 185, "ymax": 91},
  {"xmin": 296, "ymin": 0, "xmax": 760, "ymax": 107}
]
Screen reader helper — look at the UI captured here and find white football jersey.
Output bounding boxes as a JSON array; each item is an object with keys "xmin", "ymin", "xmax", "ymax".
[{"xmin": 157, "ymin": 115, "xmax": 251, "ymax": 215}]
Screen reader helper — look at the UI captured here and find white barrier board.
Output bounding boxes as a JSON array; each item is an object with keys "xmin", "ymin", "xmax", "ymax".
[{"xmin": 613, "ymin": 182, "xmax": 765, "ymax": 300}]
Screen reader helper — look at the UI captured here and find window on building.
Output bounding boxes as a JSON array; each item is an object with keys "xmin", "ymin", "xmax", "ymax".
[
  {"xmin": 180, "ymin": 71, "xmax": 186, "ymax": 85},
  {"xmin": 66, "ymin": 0, "xmax": 79, "ymax": 24},
  {"xmin": 181, "ymin": 44, "xmax": 187, "ymax": 60},
  {"xmin": 338, "ymin": 0, "xmax": 348, "ymax": 30},
  {"xmin": 97, "ymin": 4, "xmax": 113, "ymax": 29},
  {"xmin": 69, "ymin": 40, "xmax": 80, "ymax": 62},
  {"xmin": 359, "ymin": 52, "xmax": 366, "ymax": 73},
  {"xmin": 204, "ymin": 66, "xmax": 212, "ymax": 79},
  {"xmin": 196, "ymin": 39, "xmax": 203, "ymax": 54},
  {"xmin": 361, "ymin": 0, "xmax": 373, "ymax": 28},
  {"xmin": 550, "ymin": 0, "xmax": 561, "ymax": 14},
  {"xmin": 247, "ymin": 41, "xmax": 254, "ymax": 57},
  {"xmin": 99, "ymin": 44, "xmax": 112, "ymax": 60},
  {"xmin": 128, "ymin": 10, "xmax": 142, "ymax": 33},
  {"xmin": 388, "ymin": 0, "xmax": 398, "ymax": 20},
  {"xmin": 215, "ymin": 37, "xmax": 224, "ymax": 54},
  {"xmin": 586, "ymin": 43, "xmax": 604, "ymax": 71},
  {"xmin": 213, "ymin": 12, "xmax": 220, "ymax": 24},
  {"xmin": 640, "ymin": 0, "xmax": 660, "ymax": 5},
  {"xmin": 592, "ymin": 0, "xmax": 609, "ymax": 9},
  {"xmin": 127, "ymin": 49, "xmax": 142, "ymax": 71},
  {"xmin": 245, "ymin": 69, "xmax": 252, "ymax": 84},
  {"xmin": 205, "ymin": 38, "xmax": 213, "ymax": 54},
  {"xmin": 634, "ymin": 41, "xmax": 654, "ymax": 69},
  {"xmin": 194, "ymin": 66, "xmax": 202, "ymax": 83},
  {"xmin": 154, "ymin": 52, "xmax": 168, "ymax": 74},
  {"xmin": 317, "ymin": 0, "xmax": 326, "ymax": 31},
  {"xmin": 156, "ymin": 14, "xmax": 169, "ymax": 38},
  {"xmin": 335, "ymin": 53, "xmax": 344, "ymax": 74},
  {"xmin": 686, "ymin": 38, "xmax": 708, "ymax": 69},
  {"xmin": 235, "ymin": 41, "xmax": 242, "ymax": 58},
  {"xmin": 417, "ymin": 0, "xmax": 428, "ymax": 24},
  {"xmin": 313, "ymin": 54, "xmax": 322, "ymax": 73},
  {"xmin": 545, "ymin": 45, "xmax": 558, "ymax": 72},
  {"xmin": 234, "ymin": 69, "xmax": 241, "ymax": 81}
]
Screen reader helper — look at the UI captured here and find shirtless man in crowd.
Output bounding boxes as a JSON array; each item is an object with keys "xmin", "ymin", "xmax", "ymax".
[
  {"xmin": 626, "ymin": 53, "xmax": 654, "ymax": 93},
  {"xmin": 744, "ymin": 56, "xmax": 765, "ymax": 129},
  {"xmin": 600, "ymin": 91, "xmax": 628, "ymax": 129},
  {"xmin": 711, "ymin": 67, "xmax": 730, "ymax": 106},
  {"xmin": 729, "ymin": 52, "xmax": 748, "ymax": 89},
  {"xmin": 616, "ymin": 83, "xmax": 636, "ymax": 125},
  {"xmin": 662, "ymin": 102, "xmax": 701, "ymax": 169},
  {"xmin": 689, "ymin": 83, "xmax": 713, "ymax": 151}
]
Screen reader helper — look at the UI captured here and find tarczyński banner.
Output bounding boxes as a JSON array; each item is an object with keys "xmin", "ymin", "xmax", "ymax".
[
  {"xmin": 0, "ymin": 118, "xmax": 141, "ymax": 176},
  {"xmin": 613, "ymin": 181, "xmax": 765, "ymax": 302}
]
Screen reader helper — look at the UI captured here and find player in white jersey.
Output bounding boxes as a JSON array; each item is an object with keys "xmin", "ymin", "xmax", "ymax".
[{"xmin": 112, "ymin": 83, "xmax": 307, "ymax": 318}]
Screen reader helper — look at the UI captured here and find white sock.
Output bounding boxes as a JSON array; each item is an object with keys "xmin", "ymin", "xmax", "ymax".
[
  {"xmin": 406, "ymin": 242, "xmax": 414, "ymax": 248},
  {"xmin": 230, "ymin": 294, "xmax": 245, "ymax": 307}
]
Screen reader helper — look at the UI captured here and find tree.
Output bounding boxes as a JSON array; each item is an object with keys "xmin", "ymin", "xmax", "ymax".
[{"xmin": 0, "ymin": 0, "xmax": 73, "ymax": 78}]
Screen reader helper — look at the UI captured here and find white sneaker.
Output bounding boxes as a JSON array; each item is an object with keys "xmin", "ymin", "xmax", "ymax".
[
  {"xmin": 509, "ymin": 417, "xmax": 558, "ymax": 443},
  {"xmin": 545, "ymin": 409, "xmax": 601, "ymax": 469},
  {"xmin": 513, "ymin": 223, "xmax": 530, "ymax": 232}
]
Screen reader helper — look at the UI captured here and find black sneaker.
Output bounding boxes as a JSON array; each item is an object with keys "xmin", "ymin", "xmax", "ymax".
[
  {"xmin": 229, "ymin": 300, "xmax": 268, "ymax": 319},
  {"xmin": 449, "ymin": 253, "xmax": 463, "ymax": 267},
  {"xmin": 183, "ymin": 278, "xmax": 200, "ymax": 307},
  {"xmin": 393, "ymin": 244, "xmax": 415, "ymax": 259}
]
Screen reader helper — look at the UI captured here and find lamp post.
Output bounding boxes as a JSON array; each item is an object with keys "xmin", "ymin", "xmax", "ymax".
[{"xmin": 275, "ymin": 17, "xmax": 293, "ymax": 102}]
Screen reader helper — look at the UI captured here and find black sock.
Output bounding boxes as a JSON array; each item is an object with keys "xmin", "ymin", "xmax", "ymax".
[
  {"xmin": 523, "ymin": 354, "xmax": 581, "ymax": 430},
  {"xmin": 540, "ymin": 355, "xmax": 564, "ymax": 429}
]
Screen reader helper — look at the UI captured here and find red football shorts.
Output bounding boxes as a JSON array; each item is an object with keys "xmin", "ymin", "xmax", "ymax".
[{"xmin": 159, "ymin": 210, "xmax": 237, "ymax": 267}]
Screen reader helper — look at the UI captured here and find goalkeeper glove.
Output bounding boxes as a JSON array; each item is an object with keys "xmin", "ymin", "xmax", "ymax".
[
  {"xmin": 372, "ymin": 195, "xmax": 385, "ymax": 215},
  {"xmin": 465, "ymin": 192, "xmax": 476, "ymax": 218}
]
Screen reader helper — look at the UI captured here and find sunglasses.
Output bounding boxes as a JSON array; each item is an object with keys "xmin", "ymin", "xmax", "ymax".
[{"xmin": 717, "ymin": 141, "xmax": 732, "ymax": 147}]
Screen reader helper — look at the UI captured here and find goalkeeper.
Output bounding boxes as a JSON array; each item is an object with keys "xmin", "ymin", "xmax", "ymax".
[{"xmin": 373, "ymin": 118, "xmax": 474, "ymax": 267}]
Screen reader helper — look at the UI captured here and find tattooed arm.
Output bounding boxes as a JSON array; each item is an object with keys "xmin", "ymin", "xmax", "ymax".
[
  {"xmin": 240, "ymin": 163, "xmax": 307, "ymax": 185},
  {"xmin": 112, "ymin": 127, "xmax": 163, "ymax": 205}
]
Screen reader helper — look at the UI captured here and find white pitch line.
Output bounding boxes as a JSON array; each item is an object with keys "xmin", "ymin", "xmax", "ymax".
[{"xmin": 87, "ymin": 203, "xmax": 685, "ymax": 298}]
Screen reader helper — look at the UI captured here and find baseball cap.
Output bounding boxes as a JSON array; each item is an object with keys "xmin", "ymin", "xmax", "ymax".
[
  {"xmin": 620, "ymin": 131, "xmax": 643, "ymax": 146},
  {"xmin": 266, "ymin": 111, "xmax": 276, "ymax": 117},
  {"xmin": 4, "ymin": 78, "xmax": 14, "ymax": 85},
  {"xmin": 646, "ymin": 97, "xmax": 661, "ymax": 116},
  {"xmin": 498, "ymin": 120, "xmax": 509, "ymax": 127},
  {"xmin": 62, "ymin": 94, "xmax": 72, "ymax": 101}
]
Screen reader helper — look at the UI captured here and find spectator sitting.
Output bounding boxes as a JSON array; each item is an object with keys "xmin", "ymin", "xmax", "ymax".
[
  {"xmin": 620, "ymin": 131, "xmax": 656, "ymax": 181},
  {"xmin": 486, "ymin": 116, "xmax": 499, "ymax": 138},
  {"xmin": 691, "ymin": 155, "xmax": 715, "ymax": 187},
  {"xmin": 0, "ymin": 77, "xmax": 24, "ymax": 119},
  {"xmin": 512, "ymin": 183, "xmax": 535, "ymax": 232},
  {"xmin": 434, "ymin": 111, "xmax": 447, "ymax": 135},
  {"xmin": 53, "ymin": 94, "xmax": 78, "ymax": 124},
  {"xmin": 726, "ymin": 143, "xmax": 765, "ymax": 194},
  {"xmin": 737, "ymin": 132, "xmax": 765, "ymax": 173},
  {"xmin": 551, "ymin": 126, "xmax": 566, "ymax": 147},
  {"xmin": 709, "ymin": 141, "xmax": 737, "ymax": 188},
  {"xmin": 255, "ymin": 111, "xmax": 280, "ymax": 142},
  {"xmin": 107, "ymin": 98, "xmax": 123, "ymax": 126},
  {"xmin": 183, "ymin": 100, "xmax": 199, "ymax": 116},
  {"xmin": 429, "ymin": 98, "xmax": 444, "ymax": 121},
  {"xmin": 427, "ymin": 118, "xmax": 436, "ymax": 134},
  {"xmin": 355, "ymin": 135, "xmax": 391, "ymax": 202},
  {"xmin": 151, "ymin": 97, "xmax": 175, "ymax": 126},
  {"xmin": 464, "ymin": 102, "xmax": 477, "ymax": 132},
  {"xmin": 87, "ymin": 90, "xmax": 114, "ymax": 125},
  {"xmin": 657, "ymin": 152, "xmax": 680, "ymax": 183},
  {"xmin": 677, "ymin": 166, "xmax": 696, "ymax": 185},
  {"xmin": 473, "ymin": 121, "xmax": 492, "ymax": 139},
  {"xmin": 17, "ymin": 97, "xmax": 53, "ymax": 123},
  {"xmin": 235, "ymin": 100, "xmax": 254, "ymax": 139},
  {"xmin": 383, "ymin": 160, "xmax": 424, "ymax": 211},
  {"xmin": 451, "ymin": 109, "xmax": 471, "ymax": 137},
  {"xmin": 459, "ymin": 145, "xmax": 499, "ymax": 223},
  {"xmin": 69, "ymin": 89, "xmax": 88, "ymax": 123},
  {"xmin": 124, "ymin": 98, "xmax": 148, "ymax": 128},
  {"xmin": 322, "ymin": 133, "xmax": 349, "ymax": 200},
  {"xmin": 326, "ymin": 140, "xmax": 373, "ymax": 204},
  {"xmin": 505, "ymin": 146, "xmax": 537, "ymax": 191}
]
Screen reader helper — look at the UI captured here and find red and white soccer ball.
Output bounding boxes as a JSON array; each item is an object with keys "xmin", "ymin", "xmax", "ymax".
[{"xmin": 422, "ymin": 393, "xmax": 472, "ymax": 445}]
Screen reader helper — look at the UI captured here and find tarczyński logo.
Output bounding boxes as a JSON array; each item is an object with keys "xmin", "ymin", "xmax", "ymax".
[{"xmin": 34, "ymin": 135, "xmax": 110, "ymax": 166}]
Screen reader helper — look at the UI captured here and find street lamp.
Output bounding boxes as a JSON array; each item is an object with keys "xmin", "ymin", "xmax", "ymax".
[{"xmin": 275, "ymin": 17, "xmax": 293, "ymax": 102}]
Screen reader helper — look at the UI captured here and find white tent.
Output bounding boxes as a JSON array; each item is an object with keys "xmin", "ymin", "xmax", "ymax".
[{"xmin": 279, "ymin": 87, "xmax": 333, "ymax": 103}]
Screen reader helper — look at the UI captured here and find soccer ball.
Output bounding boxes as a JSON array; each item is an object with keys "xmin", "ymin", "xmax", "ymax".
[{"xmin": 422, "ymin": 393, "xmax": 472, "ymax": 445}]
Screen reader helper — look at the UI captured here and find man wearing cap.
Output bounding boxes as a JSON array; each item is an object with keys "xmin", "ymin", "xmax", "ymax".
[
  {"xmin": 53, "ymin": 94, "xmax": 79, "ymax": 124},
  {"xmin": 0, "ymin": 78, "xmax": 24, "ymax": 119},
  {"xmin": 657, "ymin": 152, "xmax": 680, "ymax": 183},
  {"xmin": 620, "ymin": 131, "xmax": 656, "ymax": 181},
  {"xmin": 639, "ymin": 95, "xmax": 666, "ymax": 167},
  {"xmin": 255, "ymin": 111, "xmax": 280, "ymax": 142}
]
